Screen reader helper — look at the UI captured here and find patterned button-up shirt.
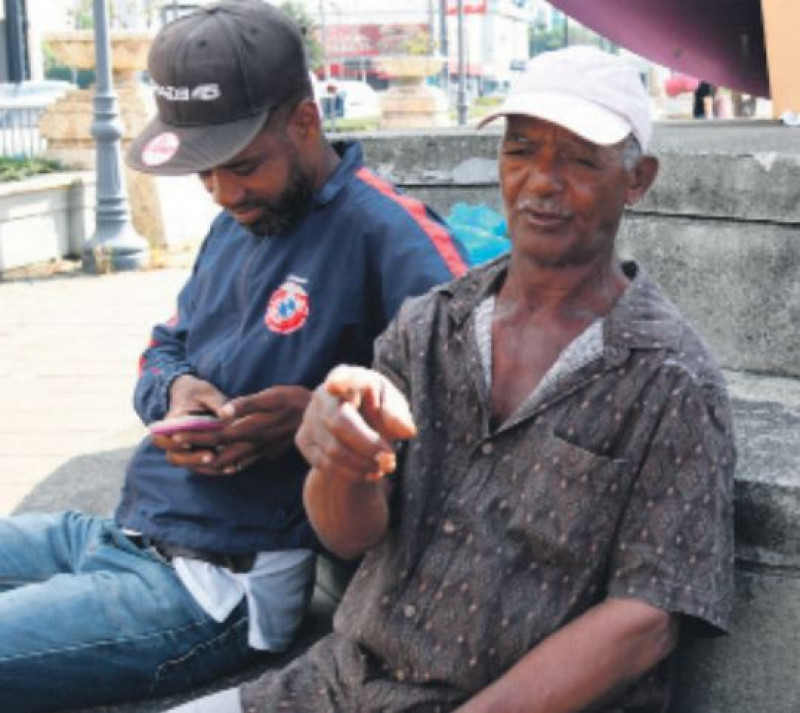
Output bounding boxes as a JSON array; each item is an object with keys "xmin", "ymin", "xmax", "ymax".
[{"xmin": 241, "ymin": 257, "xmax": 736, "ymax": 713}]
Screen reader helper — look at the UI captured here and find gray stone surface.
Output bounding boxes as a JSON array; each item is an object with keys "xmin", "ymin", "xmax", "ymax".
[
  {"xmin": 618, "ymin": 216, "xmax": 800, "ymax": 376},
  {"xmin": 16, "ymin": 447, "xmax": 132, "ymax": 517},
  {"xmin": 726, "ymin": 372, "xmax": 800, "ymax": 569},
  {"xmin": 672, "ymin": 570, "xmax": 800, "ymax": 713}
]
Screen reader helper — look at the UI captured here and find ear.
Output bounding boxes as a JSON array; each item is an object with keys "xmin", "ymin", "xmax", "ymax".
[
  {"xmin": 288, "ymin": 99, "xmax": 322, "ymax": 143},
  {"xmin": 626, "ymin": 155, "xmax": 659, "ymax": 206}
]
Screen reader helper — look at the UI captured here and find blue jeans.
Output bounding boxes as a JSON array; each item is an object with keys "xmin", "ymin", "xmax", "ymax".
[{"xmin": 0, "ymin": 511, "xmax": 258, "ymax": 713}]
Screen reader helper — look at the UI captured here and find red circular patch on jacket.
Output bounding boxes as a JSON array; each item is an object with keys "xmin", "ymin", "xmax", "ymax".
[{"xmin": 265, "ymin": 281, "xmax": 310, "ymax": 334}]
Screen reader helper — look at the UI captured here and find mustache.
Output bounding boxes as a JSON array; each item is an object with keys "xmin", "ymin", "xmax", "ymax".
[{"xmin": 514, "ymin": 198, "xmax": 571, "ymax": 218}]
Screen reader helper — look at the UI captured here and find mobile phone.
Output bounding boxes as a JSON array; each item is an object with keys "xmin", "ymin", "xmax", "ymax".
[{"xmin": 148, "ymin": 414, "xmax": 225, "ymax": 436}]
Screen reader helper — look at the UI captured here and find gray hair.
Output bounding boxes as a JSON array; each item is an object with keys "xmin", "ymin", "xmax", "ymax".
[{"xmin": 620, "ymin": 134, "xmax": 643, "ymax": 171}]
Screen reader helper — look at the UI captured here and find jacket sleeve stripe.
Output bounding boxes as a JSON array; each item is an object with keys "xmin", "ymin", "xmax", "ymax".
[{"xmin": 355, "ymin": 167, "xmax": 468, "ymax": 278}]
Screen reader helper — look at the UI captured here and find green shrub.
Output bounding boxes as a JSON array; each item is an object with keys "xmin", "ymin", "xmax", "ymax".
[{"xmin": 0, "ymin": 156, "xmax": 63, "ymax": 183}]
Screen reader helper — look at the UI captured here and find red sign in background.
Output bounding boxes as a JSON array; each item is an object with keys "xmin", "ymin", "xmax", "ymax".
[
  {"xmin": 325, "ymin": 23, "xmax": 431, "ymax": 58},
  {"xmin": 445, "ymin": 0, "xmax": 487, "ymax": 15}
]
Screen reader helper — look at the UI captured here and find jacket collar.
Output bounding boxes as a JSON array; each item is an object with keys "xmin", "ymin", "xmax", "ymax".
[{"xmin": 313, "ymin": 141, "xmax": 362, "ymax": 206}]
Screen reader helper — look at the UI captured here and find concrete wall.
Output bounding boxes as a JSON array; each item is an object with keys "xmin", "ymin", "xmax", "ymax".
[
  {"xmin": 351, "ymin": 123, "xmax": 800, "ymax": 712},
  {"xmin": 354, "ymin": 125, "xmax": 800, "ymax": 378},
  {"xmin": 0, "ymin": 171, "xmax": 95, "ymax": 271}
]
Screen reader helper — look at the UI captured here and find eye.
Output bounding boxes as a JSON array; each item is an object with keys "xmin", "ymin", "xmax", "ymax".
[
  {"xmin": 502, "ymin": 144, "xmax": 532, "ymax": 157},
  {"xmin": 229, "ymin": 161, "xmax": 259, "ymax": 177},
  {"xmin": 565, "ymin": 153, "xmax": 600, "ymax": 169}
]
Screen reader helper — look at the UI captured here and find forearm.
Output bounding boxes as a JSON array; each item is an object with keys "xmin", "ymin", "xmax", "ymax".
[
  {"xmin": 456, "ymin": 598, "xmax": 678, "ymax": 713},
  {"xmin": 303, "ymin": 466, "xmax": 391, "ymax": 560}
]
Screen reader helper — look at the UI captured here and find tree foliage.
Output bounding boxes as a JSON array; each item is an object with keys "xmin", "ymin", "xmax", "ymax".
[
  {"xmin": 529, "ymin": 16, "xmax": 618, "ymax": 57},
  {"xmin": 279, "ymin": 1, "xmax": 324, "ymax": 70}
]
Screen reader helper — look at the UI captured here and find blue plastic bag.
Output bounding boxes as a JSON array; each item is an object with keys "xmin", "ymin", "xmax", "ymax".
[{"xmin": 445, "ymin": 203, "xmax": 509, "ymax": 266}]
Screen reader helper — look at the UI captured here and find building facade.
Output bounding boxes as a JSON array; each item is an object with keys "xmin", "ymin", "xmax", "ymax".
[{"xmin": 295, "ymin": 0, "xmax": 533, "ymax": 92}]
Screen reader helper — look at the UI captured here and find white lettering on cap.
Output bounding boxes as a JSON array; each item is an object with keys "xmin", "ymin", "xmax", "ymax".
[
  {"xmin": 191, "ymin": 84, "xmax": 221, "ymax": 101},
  {"xmin": 155, "ymin": 83, "xmax": 221, "ymax": 102},
  {"xmin": 142, "ymin": 132, "xmax": 180, "ymax": 167}
]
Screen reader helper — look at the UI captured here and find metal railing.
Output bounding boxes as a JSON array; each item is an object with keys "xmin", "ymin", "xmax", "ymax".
[{"xmin": 0, "ymin": 105, "xmax": 48, "ymax": 158}]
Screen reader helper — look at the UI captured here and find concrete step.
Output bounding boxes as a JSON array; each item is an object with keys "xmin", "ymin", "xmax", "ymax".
[{"xmin": 671, "ymin": 370, "xmax": 800, "ymax": 713}]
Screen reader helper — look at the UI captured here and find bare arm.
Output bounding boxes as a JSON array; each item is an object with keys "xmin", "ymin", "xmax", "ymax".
[
  {"xmin": 456, "ymin": 598, "xmax": 679, "ymax": 713},
  {"xmin": 296, "ymin": 365, "xmax": 416, "ymax": 559}
]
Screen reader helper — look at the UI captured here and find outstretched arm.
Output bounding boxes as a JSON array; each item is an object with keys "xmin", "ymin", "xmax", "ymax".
[
  {"xmin": 456, "ymin": 598, "xmax": 678, "ymax": 713},
  {"xmin": 296, "ymin": 365, "xmax": 417, "ymax": 560}
]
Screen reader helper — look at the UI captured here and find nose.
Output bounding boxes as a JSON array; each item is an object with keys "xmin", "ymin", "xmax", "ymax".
[
  {"xmin": 204, "ymin": 169, "xmax": 246, "ymax": 209},
  {"xmin": 523, "ymin": 151, "xmax": 564, "ymax": 197}
]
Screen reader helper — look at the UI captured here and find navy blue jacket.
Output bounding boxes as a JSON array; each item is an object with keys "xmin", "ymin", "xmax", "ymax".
[{"xmin": 115, "ymin": 142, "xmax": 468, "ymax": 554}]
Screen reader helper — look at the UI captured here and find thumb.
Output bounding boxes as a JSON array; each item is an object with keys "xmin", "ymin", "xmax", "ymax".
[
  {"xmin": 217, "ymin": 391, "xmax": 266, "ymax": 420},
  {"xmin": 194, "ymin": 384, "xmax": 229, "ymax": 417}
]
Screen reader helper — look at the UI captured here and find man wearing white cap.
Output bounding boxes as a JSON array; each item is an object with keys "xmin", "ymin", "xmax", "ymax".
[{"xmin": 173, "ymin": 45, "xmax": 735, "ymax": 713}]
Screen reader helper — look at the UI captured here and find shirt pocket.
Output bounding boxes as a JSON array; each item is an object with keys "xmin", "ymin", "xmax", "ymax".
[{"xmin": 504, "ymin": 430, "xmax": 627, "ymax": 569}]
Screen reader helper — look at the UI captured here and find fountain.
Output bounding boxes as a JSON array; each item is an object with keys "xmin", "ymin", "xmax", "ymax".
[
  {"xmin": 39, "ymin": 30, "xmax": 164, "ymax": 246},
  {"xmin": 376, "ymin": 55, "xmax": 449, "ymax": 129}
]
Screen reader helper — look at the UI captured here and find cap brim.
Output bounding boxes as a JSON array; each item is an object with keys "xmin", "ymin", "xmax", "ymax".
[
  {"xmin": 478, "ymin": 92, "xmax": 630, "ymax": 146},
  {"xmin": 126, "ymin": 111, "xmax": 269, "ymax": 176}
]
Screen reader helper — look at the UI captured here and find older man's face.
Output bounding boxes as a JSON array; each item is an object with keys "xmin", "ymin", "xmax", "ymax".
[{"xmin": 499, "ymin": 116, "xmax": 636, "ymax": 269}]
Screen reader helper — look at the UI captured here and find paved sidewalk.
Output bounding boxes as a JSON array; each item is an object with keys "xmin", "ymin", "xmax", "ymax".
[{"xmin": 0, "ymin": 265, "xmax": 190, "ymax": 514}]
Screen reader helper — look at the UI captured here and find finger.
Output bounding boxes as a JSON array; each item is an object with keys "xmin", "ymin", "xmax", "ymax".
[
  {"xmin": 217, "ymin": 412, "xmax": 283, "ymax": 442},
  {"xmin": 151, "ymin": 434, "xmax": 180, "ymax": 451},
  {"xmin": 194, "ymin": 384, "xmax": 228, "ymax": 413},
  {"xmin": 217, "ymin": 385, "xmax": 311, "ymax": 422},
  {"xmin": 216, "ymin": 392, "xmax": 277, "ymax": 420},
  {"xmin": 171, "ymin": 429, "xmax": 226, "ymax": 449},
  {"xmin": 325, "ymin": 367, "xmax": 416, "ymax": 441},
  {"xmin": 296, "ymin": 382, "xmax": 391, "ymax": 475},
  {"xmin": 190, "ymin": 464, "xmax": 243, "ymax": 477},
  {"xmin": 373, "ymin": 378, "xmax": 417, "ymax": 440},
  {"xmin": 309, "ymin": 396, "xmax": 396, "ymax": 476},
  {"xmin": 165, "ymin": 448, "xmax": 219, "ymax": 469},
  {"xmin": 211, "ymin": 442, "xmax": 255, "ymax": 471},
  {"xmin": 302, "ymin": 437, "xmax": 388, "ymax": 482}
]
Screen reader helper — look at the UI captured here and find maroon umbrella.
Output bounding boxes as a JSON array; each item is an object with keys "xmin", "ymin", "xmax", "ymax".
[{"xmin": 548, "ymin": 0, "xmax": 769, "ymax": 97}]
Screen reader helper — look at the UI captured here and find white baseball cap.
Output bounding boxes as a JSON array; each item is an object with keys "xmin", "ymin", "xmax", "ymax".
[{"xmin": 479, "ymin": 45, "xmax": 652, "ymax": 151}]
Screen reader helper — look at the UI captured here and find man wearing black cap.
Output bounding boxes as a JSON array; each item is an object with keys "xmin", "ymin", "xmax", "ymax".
[{"xmin": 0, "ymin": 2, "xmax": 468, "ymax": 711}]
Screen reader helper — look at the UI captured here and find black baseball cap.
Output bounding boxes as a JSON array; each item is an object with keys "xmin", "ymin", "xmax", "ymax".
[{"xmin": 127, "ymin": 0, "xmax": 309, "ymax": 176}]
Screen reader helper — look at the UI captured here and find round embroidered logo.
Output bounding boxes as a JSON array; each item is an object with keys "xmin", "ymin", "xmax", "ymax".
[
  {"xmin": 265, "ymin": 280, "xmax": 310, "ymax": 334},
  {"xmin": 141, "ymin": 132, "xmax": 180, "ymax": 167}
]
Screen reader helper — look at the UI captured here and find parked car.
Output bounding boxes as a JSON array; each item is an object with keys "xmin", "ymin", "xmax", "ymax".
[{"xmin": 312, "ymin": 77, "xmax": 381, "ymax": 122}]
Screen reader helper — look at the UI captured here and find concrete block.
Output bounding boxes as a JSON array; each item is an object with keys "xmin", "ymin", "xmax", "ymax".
[
  {"xmin": 0, "ymin": 172, "xmax": 94, "ymax": 271},
  {"xmin": 618, "ymin": 216, "xmax": 800, "ymax": 376}
]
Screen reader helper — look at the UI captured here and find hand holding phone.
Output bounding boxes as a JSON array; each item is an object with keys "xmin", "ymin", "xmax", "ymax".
[{"xmin": 148, "ymin": 414, "xmax": 225, "ymax": 436}]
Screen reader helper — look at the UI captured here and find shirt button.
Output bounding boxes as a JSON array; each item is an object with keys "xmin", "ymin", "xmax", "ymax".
[
  {"xmin": 403, "ymin": 604, "xmax": 417, "ymax": 618},
  {"xmin": 481, "ymin": 442, "xmax": 494, "ymax": 455}
]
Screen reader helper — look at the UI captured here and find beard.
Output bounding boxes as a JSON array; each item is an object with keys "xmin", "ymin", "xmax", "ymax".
[{"xmin": 240, "ymin": 156, "xmax": 314, "ymax": 238}]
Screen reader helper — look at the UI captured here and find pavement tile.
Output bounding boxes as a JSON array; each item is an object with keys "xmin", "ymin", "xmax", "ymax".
[{"xmin": 0, "ymin": 265, "xmax": 190, "ymax": 513}]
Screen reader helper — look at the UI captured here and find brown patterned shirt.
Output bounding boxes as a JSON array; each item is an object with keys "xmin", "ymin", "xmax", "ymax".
[{"xmin": 241, "ymin": 257, "xmax": 736, "ymax": 713}]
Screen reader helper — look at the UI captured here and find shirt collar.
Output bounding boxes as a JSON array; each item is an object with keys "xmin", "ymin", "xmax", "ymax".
[
  {"xmin": 313, "ymin": 141, "xmax": 363, "ymax": 206},
  {"xmin": 446, "ymin": 256, "xmax": 682, "ymax": 362}
]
